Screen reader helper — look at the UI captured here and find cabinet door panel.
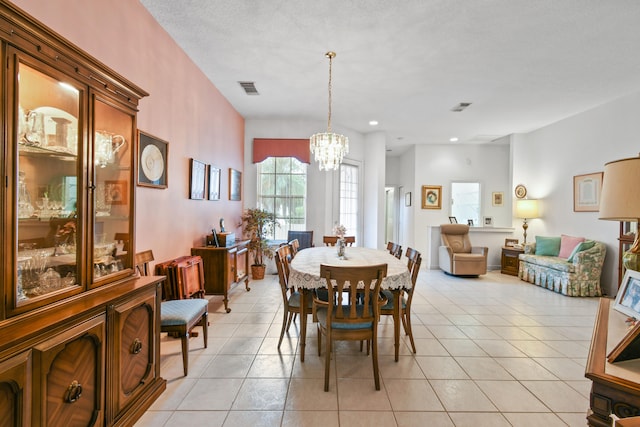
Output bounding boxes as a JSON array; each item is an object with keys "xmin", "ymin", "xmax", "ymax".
[
  {"xmin": 112, "ymin": 291, "xmax": 156, "ymax": 417},
  {"xmin": 0, "ymin": 351, "xmax": 31, "ymax": 427},
  {"xmin": 34, "ymin": 316, "xmax": 105, "ymax": 427}
]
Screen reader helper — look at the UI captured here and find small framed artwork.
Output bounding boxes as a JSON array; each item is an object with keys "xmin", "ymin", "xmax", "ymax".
[
  {"xmin": 573, "ymin": 172, "xmax": 603, "ymax": 212},
  {"xmin": 492, "ymin": 192, "xmax": 504, "ymax": 207},
  {"xmin": 421, "ymin": 185, "xmax": 442, "ymax": 209},
  {"xmin": 467, "ymin": 219, "xmax": 474, "ymax": 226},
  {"xmin": 137, "ymin": 130, "xmax": 168, "ymax": 189},
  {"xmin": 614, "ymin": 270, "xmax": 640, "ymax": 319},
  {"xmin": 505, "ymin": 238, "xmax": 519, "ymax": 248},
  {"xmin": 405, "ymin": 192, "xmax": 412, "ymax": 207},
  {"xmin": 608, "ymin": 320, "xmax": 640, "ymax": 363},
  {"xmin": 189, "ymin": 159, "xmax": 206, "ymax": 200},
  {"xmin": 208, "ymin": 165, "xmax": 221, "ymax": 200},
  {"xmin": 105, "ymin": 180, "xmax": 127, "ymax": 205},
  {"xmin": 449, "ymin": 216, "xmax": 457, "ymax": 224},
  {"xmin": 229, "ymin": 168, "xmax": 242, "ymax": 201},
  {"xmin": 483, "ymin": 216, "xmax": 494, "ymax": 227},
  {"xmin": 211, "ymin": 228, "xmax": 220, "ymax": 247}
]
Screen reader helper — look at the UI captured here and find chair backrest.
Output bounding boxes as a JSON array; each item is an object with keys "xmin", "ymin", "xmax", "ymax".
[
  {"xmin": 344, "ymin": 236, "xmax": 355, "ymax": 246},
  {"xmin": 288, "ymin": 238, "xmax": 300, "ymax": 256},
  {"xmin": 407, "ymin": 250, "xmax": 422, "ymax": 287},
  {"xmin": 319, "ymin": 264, "xmax": 387, "ymax": 327},
  {"xmin": 288, "ymin": 231, "xmax": 314, "ymax": 250},
  {"xmin": 323, "ymin": 236, "xmax": 338, "ymax": 246},
  {"xmin": 135, "ymin": 250, "xmax": 154, "ymax": 276},
  {"xmin": 386, "ymin": 242, "xmax": 402, "ymax": 259},
  {"xmin": 274, "ymin": 244, "xmax": 293, "ymax": 300},
  {"xmin": 439, "ymin": 224, "xmax": 472, "ymax": 253}
]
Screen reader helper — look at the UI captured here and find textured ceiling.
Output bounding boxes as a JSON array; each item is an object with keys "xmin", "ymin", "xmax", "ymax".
[{"xmin": 140, "ymin": 0, "xmax": 640, "ymax": 154}]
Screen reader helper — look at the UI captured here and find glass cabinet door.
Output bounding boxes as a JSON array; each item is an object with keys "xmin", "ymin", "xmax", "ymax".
[
  {"xmin": 91, "ymin": 98, "xmax": 134, "ymax": 285},
  {"xmin": 15, "ymin": 60, "xmax": 82, "ymax": 306}
]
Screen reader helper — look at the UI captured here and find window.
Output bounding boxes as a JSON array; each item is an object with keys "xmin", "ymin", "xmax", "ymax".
[
  {"xmin": 451, "ymin": 182, "xmax": 481, "ymax": 225},
  {"xmin": 257, "ymin": 157, "xmax": 307, "ymax": 240},
  {"xmin": 339, "ymin": 163, "xmax": 359, "ymax": 243}
]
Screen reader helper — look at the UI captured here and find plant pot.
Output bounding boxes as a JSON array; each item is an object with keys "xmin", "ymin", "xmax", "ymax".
[{"xmin": 251, "ymin": 264, "xmax": 266, "ymax": 280}]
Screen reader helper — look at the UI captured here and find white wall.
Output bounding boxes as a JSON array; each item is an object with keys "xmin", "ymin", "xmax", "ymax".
[{"xmin": 513, "ymin": 90, "xmax": 640, "ymax": 297}]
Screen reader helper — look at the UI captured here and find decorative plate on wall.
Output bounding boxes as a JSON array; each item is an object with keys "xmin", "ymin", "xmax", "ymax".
[{"xmin": 514, "ymin": 184, "xmax": 527, "ymax": 199}]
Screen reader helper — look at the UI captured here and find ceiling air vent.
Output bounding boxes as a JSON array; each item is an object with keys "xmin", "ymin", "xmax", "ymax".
[
  {"xmin": 239, "ymin": 81, "xmax": 259, "ymax": 95},
  {"xmin": 450, "ymin": 102, "xmax": 472, "ymax": 112}
]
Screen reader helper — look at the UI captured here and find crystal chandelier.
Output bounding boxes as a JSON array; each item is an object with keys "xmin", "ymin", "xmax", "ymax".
[{"xmin": 310, "ymin": 51, "xmax": 349, "ymax": 171}]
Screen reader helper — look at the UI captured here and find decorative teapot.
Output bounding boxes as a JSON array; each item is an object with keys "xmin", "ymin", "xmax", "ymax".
[{"xmin": 95, "ymin": 131, "xmax": 126, "ymax": 167}]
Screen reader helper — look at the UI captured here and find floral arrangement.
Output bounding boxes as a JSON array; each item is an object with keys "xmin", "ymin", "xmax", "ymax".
[{"xmin": 333, "ymin": 223, "xmax": 347, "ymax": 238}]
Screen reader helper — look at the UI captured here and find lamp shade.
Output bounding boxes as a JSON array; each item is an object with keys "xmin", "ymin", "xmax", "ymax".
[
  {"xmin": 515, "ymin": 199, "xmax": 539, "ymax": 219},
  {"xmin": 599, "ymin": 156, "xmax": 640, "ymax": 221}
]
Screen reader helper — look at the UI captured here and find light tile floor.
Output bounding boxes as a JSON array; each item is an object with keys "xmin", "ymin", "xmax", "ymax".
[{"xmin": 135, "ymin": 269, "xmax": 599, "ymax": 427}]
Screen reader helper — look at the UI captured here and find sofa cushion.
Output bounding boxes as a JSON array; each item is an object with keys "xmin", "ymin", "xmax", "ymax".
[
  {"xmin": 567, "ymin": 240, "xmax": 596, "ymax": 262},
  {"xmin": 535, "ymin": 236, "xmax": 561, "ymax": 256},
  {"xmin": 559, "ymin": 234, "xmax": 585, "ymax": 259},
  {"xmin": 519, "ymin": 254, "xmax": 575, "ymax": 273}
]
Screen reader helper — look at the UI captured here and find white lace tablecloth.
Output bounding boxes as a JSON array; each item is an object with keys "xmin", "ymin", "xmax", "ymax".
[{"xmin": 289, "ymin": 246, "xmax": 412, "ymax": 290}]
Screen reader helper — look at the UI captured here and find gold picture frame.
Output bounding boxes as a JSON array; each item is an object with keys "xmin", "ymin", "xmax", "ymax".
[
  {"xmin": 421, "ymin": 185, "xmax": 442, "ymax": 209},
  {"xmin": 573, "ymin": 172, "xmax": 603, "ymax": 212},
  {"xmin": 492, "ymin": 191, "xmax": 503, "ymax": 207}
]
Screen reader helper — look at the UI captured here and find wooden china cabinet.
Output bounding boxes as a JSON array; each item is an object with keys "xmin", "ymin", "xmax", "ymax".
[{"xmin": 0, "ymin": 3, "xmax": 165, "ymax": 426}]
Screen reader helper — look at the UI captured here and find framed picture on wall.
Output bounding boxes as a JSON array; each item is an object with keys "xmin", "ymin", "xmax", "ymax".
[
  {"xmin": 189, "ymin": 159, "xmax": 206, "ymax": 200},
  {"xmin": 492, "ymin": 192, "xmax": 504, "ymax": 207},
  {"xmin": 421, "ymin": 185, "xmax": 442, "ymax": 209},
  {"xmin": 208, "ymin": 165, "xmax": 221, "ymax": 200},
  {"xmin": 229, "ymin": 168, "xmax": 242, "ymax": 201},
  {"xmin": 573, "ymin": 172, "xmax": 603, "ymax": 212},
  {"xmin": 137, "ymin": 130, "xmax": 168, "ymax": 189}
]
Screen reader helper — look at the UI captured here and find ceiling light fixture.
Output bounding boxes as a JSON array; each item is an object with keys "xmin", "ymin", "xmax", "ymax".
[
  {"xmin": 369, "ymin": 120, "xmax": 379, "ymax": 126},
  {"xmin": 449, "ymin": 137, "xmax": 459, "ymax": 142},
  {"xmin": 310, "ymin": 51, "xmax": 349, "ymax": 171}
]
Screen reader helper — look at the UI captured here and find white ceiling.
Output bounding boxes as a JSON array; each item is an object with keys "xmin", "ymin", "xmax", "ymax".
[{"xmin": 140, "ymin": 0, "xmax": 640, "ymax": 155}]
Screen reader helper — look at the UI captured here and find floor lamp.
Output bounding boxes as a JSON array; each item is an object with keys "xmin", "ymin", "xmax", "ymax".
[
  {"xmin": 599, "ymin": 155, "xmax": 640, "ymax": 271},
  {"xmin": 515, "ymin": 199, "xmax": 539, "ymax": 245}
]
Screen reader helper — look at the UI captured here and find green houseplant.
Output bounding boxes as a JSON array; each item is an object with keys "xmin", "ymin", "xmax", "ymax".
[{"xmin": 240, "ymin": 208, "xmax": 278, "ymax": 279}]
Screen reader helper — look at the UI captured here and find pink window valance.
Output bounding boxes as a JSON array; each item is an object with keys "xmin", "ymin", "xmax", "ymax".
[{"xmin": 252, "ymin": 138, "xmax": 310, "ymax": 164}]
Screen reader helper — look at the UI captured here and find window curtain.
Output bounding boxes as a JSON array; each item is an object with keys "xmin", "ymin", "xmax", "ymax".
[{"xmin": 252, "ymin": 138, "xmax": 310, "ymax": 164}]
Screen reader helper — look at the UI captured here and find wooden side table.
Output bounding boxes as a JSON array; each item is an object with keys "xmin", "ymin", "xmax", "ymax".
[{"xmin": 501, "ymin": 246, "xmax": 524, "ymax": 276}]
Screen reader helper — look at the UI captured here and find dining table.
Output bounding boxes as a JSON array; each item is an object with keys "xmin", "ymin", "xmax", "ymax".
[{"xmin": 288, "ymin": 246, "xmax": 413, "ymax": 362}]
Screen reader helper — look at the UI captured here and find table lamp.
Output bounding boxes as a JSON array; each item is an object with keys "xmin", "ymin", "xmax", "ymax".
[
  {"xmin": 599, "ymin": 155, "xmax": 640, "ymax": 271},
  {"xmin": 515, "ymin": 199, "xmax": 539, "ymax": 245}
]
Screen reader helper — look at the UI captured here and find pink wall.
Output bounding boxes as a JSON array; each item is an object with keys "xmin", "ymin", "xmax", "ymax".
[{"xmin": 11, "ymin": 0, "xmax": 245, "ymax": 264}]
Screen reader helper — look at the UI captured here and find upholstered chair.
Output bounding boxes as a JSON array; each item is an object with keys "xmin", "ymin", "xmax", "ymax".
[{"xmin": 438, "ymin": 224, "xmax": 488, "ymax": 276}]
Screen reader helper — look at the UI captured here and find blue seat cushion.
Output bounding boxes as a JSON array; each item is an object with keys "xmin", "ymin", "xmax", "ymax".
[
  {"xmin": 316, "ymin": 305, "xmax": 373, "ymax": 330},
  {"xmin": 380, "ymin": 289, "xmax": 407, "ymax": 310},
  {"xmin": 161, "ymin": 299, "xmax": 208, "ymax": 327}
]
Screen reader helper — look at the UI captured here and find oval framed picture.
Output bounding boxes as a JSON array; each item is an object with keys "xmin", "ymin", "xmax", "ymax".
[{"xmin": 515, "ymin": 184, "xmax": 527, "ymax": 199}]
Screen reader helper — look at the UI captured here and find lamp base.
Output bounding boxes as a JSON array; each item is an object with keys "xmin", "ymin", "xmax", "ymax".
[{"xmin": 623, "ymin": 251, "xmax": 640, "ymax": 272}]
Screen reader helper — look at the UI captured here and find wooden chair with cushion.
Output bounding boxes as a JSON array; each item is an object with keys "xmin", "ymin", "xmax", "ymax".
[
  {"xmin": 287, "ymin": 230, "xmax": 314, "ymax": 250},
  {"xmin": 315, "ymin": 263, "xmax": 388, "ymax": 391},
  {"xmin": 323, "ymin": 235, "xmax": 355, "ymax": 246},
  {"xmin": 386, "ymin": 241, "xmax": 402, "ymax": 259},
  {"xmin": 274, "ymin": 244, "xmax": 313, "ymax": 348},
  {"xmin": 288, "ymin": 238, "xmax": 300, "ymax": 257},
  {"xmin": 380, "ymin": 247, "xmax": 422, "ymax": 353},
  {"xmin": 135, "ymin": 250, "xmax": 208, "ymax": 376}
]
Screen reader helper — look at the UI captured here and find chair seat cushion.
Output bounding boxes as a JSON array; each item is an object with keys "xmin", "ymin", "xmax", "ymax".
[
  {"xmin": 161, "ymin": 299, "xmax": 208, "ymax": 327},
  {"xmin": 380, "ymin": 289, "xmax": 407, "ymax": 310},
  {"xmin": 316, "ymin": 306, "xmax": 373, "ymax": 329},
  {"xmin": 452, "ymin": 253, "xmax": 485, "ymax": 262}
]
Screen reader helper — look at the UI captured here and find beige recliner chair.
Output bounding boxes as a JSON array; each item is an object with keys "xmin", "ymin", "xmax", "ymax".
[{"xmin": 439, "ymin": 224, "xmax": 488, "ymax": 276}]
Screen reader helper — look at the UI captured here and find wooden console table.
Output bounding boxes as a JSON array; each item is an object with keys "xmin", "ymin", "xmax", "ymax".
[
  {"xmin": 586, "ymin": 298, "xmax": 640, "ymax": 426},
  {"xmin": 191, "ymin": 240, "xmax": 250, "ymax": 313}
]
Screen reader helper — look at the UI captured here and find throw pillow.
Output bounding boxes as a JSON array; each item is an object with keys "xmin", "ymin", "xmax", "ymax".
[
  {"xmin": 567, "ymin": 240, "xmax": 597, "ymax": 262},
  {"xmin": 558, "ymin": 234, "xmax": 586, "ymax": 259},
  {"xmin": 535, "ymin": 236, "xmax": 561, "ymax": 256}
]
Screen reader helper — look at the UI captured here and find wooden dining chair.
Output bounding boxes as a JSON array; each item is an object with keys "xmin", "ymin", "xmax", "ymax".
[
  {"xmin": 380, "ymin": 248, "xmax": 422, "ymax": 353},
  {"xmin": 135, "ymin": 250, "xmax": 208, "ymax": 376},
  {"xmin": 288, "ymin": 238, "xmax": 300, "ymax": 257},
  {"xmin": 386, "ymin": 241, "xmax": 402, "ymax": 259},
  {"xmin": 323, "ymin": 235, "xmax": 338, "ymax": 246},
  {"xmin": 344, "ymin": 236, "xmax": 355, "ymax": 246},
  {"xmin": 275, "ymin": 244, "xmax": 312, "ymax": 348},
  {"xmin": 315, "ymin": 263, "xmax": 388, "ymax": 391}
]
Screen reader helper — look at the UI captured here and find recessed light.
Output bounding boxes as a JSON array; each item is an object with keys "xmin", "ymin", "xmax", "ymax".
[
  {"xmin": 369, "ymin": 120, "xmax": 379, "ymax": 126},
  {"xmin": 449, "ymin": 137, "xmax": 459, "ymax": 142}
]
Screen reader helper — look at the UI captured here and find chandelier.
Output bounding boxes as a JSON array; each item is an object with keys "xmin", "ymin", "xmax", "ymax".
[{"xmin": 310, "ymin": 51, "xmax": 349, "ymax": 171}]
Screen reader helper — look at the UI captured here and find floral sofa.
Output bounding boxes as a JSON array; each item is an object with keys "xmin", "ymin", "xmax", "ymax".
[{"xmin": 518, "ymin": 235, "xmax": 606, "ymax": 297}]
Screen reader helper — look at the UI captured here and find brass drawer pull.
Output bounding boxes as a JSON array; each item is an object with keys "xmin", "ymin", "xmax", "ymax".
[
  {"xmin": 131, "ymin": 338, "xmax": 143, "ymax": 354},
  {"xmin": 64, "ymin": 380, "xmax": 83, "ymax": 403}
]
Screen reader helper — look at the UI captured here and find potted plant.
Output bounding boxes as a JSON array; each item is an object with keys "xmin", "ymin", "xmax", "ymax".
[{"xmin": 240, "ymin": 208, "xmax": 278, "ymax": 280}]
